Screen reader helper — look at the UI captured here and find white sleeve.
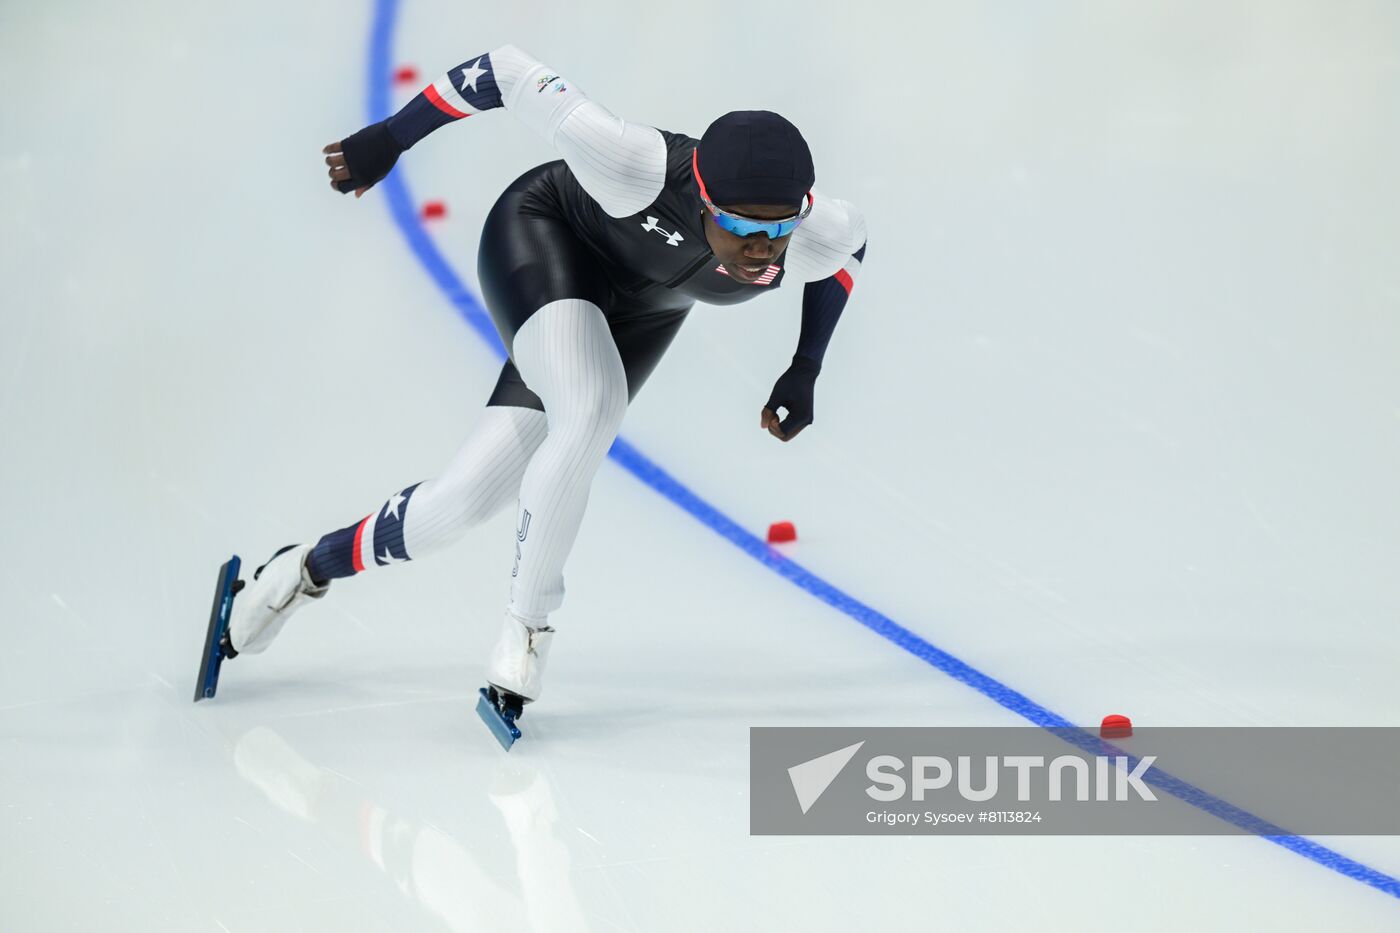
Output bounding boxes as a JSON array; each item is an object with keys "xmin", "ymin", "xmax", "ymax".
[
  {"xmin": 782, "ymin": 194, "xmax": 868, "ymax": 283},
  {"xmin": 490, "ymin": 45, "xmax": 667, "ymax": 218}
]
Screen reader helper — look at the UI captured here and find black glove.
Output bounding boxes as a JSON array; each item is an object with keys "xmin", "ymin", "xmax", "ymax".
[
  {"xmin": 764, "ymin": 355, "xmax": 822, "ymax": 437},
  {"xmin": 335, "ymin": 121, "xmax": 403, "ymax": 193}
]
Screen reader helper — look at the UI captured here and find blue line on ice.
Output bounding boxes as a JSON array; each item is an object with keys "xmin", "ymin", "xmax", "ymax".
[{"xmin": 366, "ymin": 0, "xmax": 1400, "ymax": 901}]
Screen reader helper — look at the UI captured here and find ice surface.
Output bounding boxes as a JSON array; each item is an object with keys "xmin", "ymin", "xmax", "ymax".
[{"xmin": 3, "ymin": 0, "xmax": 1400, "ymax": 929}]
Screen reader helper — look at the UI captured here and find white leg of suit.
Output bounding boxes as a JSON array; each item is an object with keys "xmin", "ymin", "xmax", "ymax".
[
  {"xmin": 233, "ymin": 406, "xmax": 546, "ymax": 654},
  {"xmin": 506, "ymin": 298, "xmax": 628, "ymax": 625},
  {"xmin": 399, "ymin": 405, "xmax": 549, "ymax": 558}
]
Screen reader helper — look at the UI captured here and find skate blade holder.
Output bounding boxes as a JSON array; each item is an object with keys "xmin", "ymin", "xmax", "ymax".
[
  {"xmin": 194, "ymin": 556, "xmax": 242, "ymax": 702},
  {"xmin": 476, "ymin": 687, "xmax": 523, "ymax": 751}
]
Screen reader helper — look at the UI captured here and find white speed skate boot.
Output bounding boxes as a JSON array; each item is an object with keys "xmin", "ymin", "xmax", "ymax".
[
  {"xmin": 487, "ymin": 611, "xmax": 555, "ymax": 702},
  {"xmin": 227, "ymin": 544, "xmax": 329, "ymax": 655},
  {"xmin": 477, "ymin": 611, "xmax": 555, "ymax": 750}
]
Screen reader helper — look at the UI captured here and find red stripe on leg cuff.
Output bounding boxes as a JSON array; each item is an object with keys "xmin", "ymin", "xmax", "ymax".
[
  {"xmin": 351, "ymin": 516, "xmax": 371, "ymax": 573},
  {"xmin": 834, "ymin": 268, "xmax": 854, "ymax": 295}
]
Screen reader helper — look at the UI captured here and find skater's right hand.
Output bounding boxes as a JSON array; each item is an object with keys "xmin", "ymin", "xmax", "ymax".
[
  {"xmin": 324, "ymin": 121, "xmax": 404, "ymax": 197},
  {"xmin": 761, "ymin": 355, "xmax": 821, "ymax": 442}
]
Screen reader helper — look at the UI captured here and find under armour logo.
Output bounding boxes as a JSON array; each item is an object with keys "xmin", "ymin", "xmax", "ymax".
[{"xmin": 640, "ymin": 217, "xmax": 684, "ymax": 246}]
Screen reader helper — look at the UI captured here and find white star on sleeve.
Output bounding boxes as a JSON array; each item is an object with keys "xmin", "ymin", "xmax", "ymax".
[
  {"xmin": 458, "ymin": 58, "xmax": 489, "ymax": 95},
  {"xmin": 385, "ymin": 492, "xmax": 407, "ymax": 521},
  {"xmin": 378, "ymin": 548, "xmax": 405, "ymax": 565}
]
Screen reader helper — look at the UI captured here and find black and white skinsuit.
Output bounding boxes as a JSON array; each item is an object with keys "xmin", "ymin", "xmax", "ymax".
[{"xmin": 308, "ymin": 43, "xmax": 867, "ymax": 678}]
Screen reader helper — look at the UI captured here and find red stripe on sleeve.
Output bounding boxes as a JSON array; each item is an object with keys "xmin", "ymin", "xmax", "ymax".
[
  {"xmin": 424, "ymin": 83, "xmax": 470, "ymax": 119},
  {"xmin": 351, "ymin": 516, "xmax": 370, "ymax": 573},
  {"xmin": 834, "ymin": 268, "xmax": 854, "ymax": 296}
]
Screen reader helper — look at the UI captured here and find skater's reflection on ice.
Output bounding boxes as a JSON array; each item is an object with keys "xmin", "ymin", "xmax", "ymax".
[{"xmin": 233, "ymin": 727, "xmax": 589, "ymax": 932}]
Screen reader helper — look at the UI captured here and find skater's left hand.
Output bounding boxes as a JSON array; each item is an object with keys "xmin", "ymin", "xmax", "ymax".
[
  {"xmin": 761, "ymin": 355, "xmax": 821, "ymax": 442},
  {"xmin": 324, "ymin": 142, "xmax": 371, "ymax": 198},
  {"xmin": 324, "ymin": 121, "xmax": 404, "ymax": 198}
]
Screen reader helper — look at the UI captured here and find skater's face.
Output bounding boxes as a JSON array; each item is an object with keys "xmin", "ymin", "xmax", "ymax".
[{"xmin": 703, "ymin": 201, "xmax": 802, "ymax": 284}]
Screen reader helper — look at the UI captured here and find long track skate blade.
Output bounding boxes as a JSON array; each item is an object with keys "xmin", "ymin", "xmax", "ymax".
[
  {"xmin": 476, "ymin": 687, "xmax": 522, "ymax": 751},
  {"xmin": 194, "ymin": 556, "xmax": 241, "ymax": 702}
]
